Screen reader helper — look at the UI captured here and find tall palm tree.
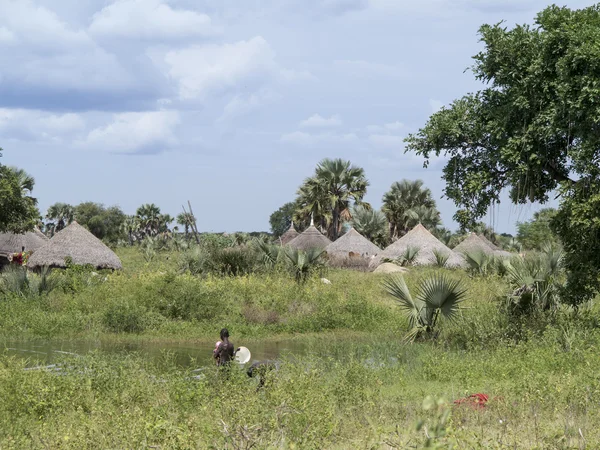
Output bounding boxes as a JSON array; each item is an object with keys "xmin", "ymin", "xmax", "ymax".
[
  {"xmin": 296, "ymin": 158, "xmax": 369, "ymax": 240},
  {"xmin": 46, "ymin": 203, "xmax": 74, "ymax": 233},
  {"xmin": 350, "ymin": 205, "xmax": 389, "ymax": 248},
  {"xmin": 382, "ymin": 180, "xmax": 440, "ymax": 239},
  {"xmin": 177, "ymin": 212, "xmax": 195, "ymax": 239},
  {"xmin": 9, "ymin": 167, "xmax": 35, "ymax": 196}
]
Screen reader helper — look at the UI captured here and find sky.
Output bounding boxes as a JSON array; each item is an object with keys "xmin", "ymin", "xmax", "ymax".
[{"xmin": 0, "ymin": 0, "xmax": 592, "ymax": 233}]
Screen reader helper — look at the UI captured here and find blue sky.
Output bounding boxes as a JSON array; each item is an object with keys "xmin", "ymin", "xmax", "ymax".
[{"xmin": 1, "ymin": 0, "xmax": 591, "ymax": 233}]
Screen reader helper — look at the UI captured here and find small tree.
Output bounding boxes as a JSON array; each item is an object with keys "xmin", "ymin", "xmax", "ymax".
[{"xmin": 384, "ymin": 274, "xmax": 467, "ymax": 341}]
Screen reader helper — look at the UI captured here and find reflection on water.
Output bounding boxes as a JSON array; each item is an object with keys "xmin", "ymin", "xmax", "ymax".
[
  {"xmin": 3, "ymin": 335, "xmax": 410, "ymax": 370},
  {"xmin": 3, "ymin": 339, "xmax": 321, "ymax": 369}
]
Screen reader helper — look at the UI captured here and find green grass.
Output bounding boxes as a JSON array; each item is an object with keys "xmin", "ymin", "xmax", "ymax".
[
  {"xmin": 2, "ymin": 327, "xmax": 600, "ymax": 448},
  {"xmin": 2, "ymin": 247, "xmax": 600, "ymax": 447}
]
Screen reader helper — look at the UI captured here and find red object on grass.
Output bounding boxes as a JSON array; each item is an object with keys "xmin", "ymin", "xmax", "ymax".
[{"xmin": 453, "ymin": 393, "xmax": 489, "ymax": 409}]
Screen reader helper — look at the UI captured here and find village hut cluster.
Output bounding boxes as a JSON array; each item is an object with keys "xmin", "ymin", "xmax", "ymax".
[
  {"xmin": 282, "ymin": 221, "xmax": 513, "ymax": 272},
  {"xmin": 0, "ymin": 222, "xmax": 122, "ymax": 270}
]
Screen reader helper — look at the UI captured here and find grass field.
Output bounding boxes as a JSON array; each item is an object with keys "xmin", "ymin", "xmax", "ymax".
[{"xmin": 1, "ymin": 247, "xmax": 599, "ymax": 448}]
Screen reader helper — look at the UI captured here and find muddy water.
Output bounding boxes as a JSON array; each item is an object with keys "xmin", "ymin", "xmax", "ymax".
[{"xmin": 2, "ymin": 338, "xmax": 321, "ymax": 368}]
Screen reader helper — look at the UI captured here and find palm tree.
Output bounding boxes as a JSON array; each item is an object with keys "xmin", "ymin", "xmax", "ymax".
[
  {"xmin": 121, "ymin": 215, "xmax": 139, "ymax": 245},
  {"xmin": 383, "ymin": 274, "xmax": 467, "ymax": 341},
  {"xmin": 296, "ymin": 158, "xmax": 369, "ymax": 240},
  {"xmin": 9, "ymin": 167, "xmax": 35, "ymax": 196},
  {"xmin": 177, "ymin": 212, "xmax": 195, "ymax": 240},
  {"xmin": 382, "ymin": 180, "xmax": 441, "ymax": 239},
  {"xmin": 46, "ymin": 203, "xmax": 74, "ymax": 233},
  {"xmin": 350, "ymin": 205, "xmax": 389, "ymax": 248}
]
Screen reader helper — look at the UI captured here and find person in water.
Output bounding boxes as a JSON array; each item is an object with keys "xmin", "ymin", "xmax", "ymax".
[{"xmin": 213, "ymin": 328, "xmax": 235, "ymax": 366}]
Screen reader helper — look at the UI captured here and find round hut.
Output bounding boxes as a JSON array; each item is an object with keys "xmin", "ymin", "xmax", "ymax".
[
  {"xmin": 477, "ymin": 234, "xmax": 512, "ymax": 258},
  {"xmin": 453, "ymin": 233, "xmax": 497, "ymax": 257},
  {"xmin": 325, "ymin": 228, "xmax": 380, "ymax": 259},
  {"xmin": 370, "ymin": 223, "xmax": 465, "ymax": 269},
  {"xmin": 0, "ymin": 228, "xmax": 49, "ymax": 266},
  {"xmin": 279, "ymin": 222, "xmax": 299, "ymax": 246},
  {"xmin": 28, "ymin": 222, "xmax": 122, "ymax": 270},
  {"xmin": 287, "ymin": 220, "xmax": 331, "ymax": 251}
]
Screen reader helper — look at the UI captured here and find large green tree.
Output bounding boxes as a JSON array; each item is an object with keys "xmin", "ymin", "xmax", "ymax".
[
  {"xmin": 135, "ymin": 203, "xmax": 173, "ymax": 238},
  {"xmin": 350, "ymin": 205, "xmax": 389, "ymax": 248},
  {"xmin": 295, "ymin": 158, "xmax": 369, "ymax": 240},
  {"xmin": 381, "ymin": 179, "xmax": 441, "ymax": 239},
  {"xmin": 74, "ymin": 202, "xmax": 126, "ymax": 243},
  {"xmin": 516, "ymin": 208, "xmax": 559, "ymax": 250},
  {"xmin": 404, "ymin": 5, "xmax": 600, "ymax": 305},
  {"xmin": 0, "ymin": 159, "xmax": 39, "ymax": 233},
  {"xmin": 269, "ymin": 202, "xmax": 301, "ymax": 237}
]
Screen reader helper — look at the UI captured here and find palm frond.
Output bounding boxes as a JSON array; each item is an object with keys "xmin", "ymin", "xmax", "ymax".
[
  {"xmin": 382, "ymin": 275, "xmax": 424, "ymax": 328},
  {"xmin": 417, "ymin": 274, "xmax": 466, "ymax": 323}
]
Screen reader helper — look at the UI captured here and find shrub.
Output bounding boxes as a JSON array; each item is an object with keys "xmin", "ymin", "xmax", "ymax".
[{"xmin": 103, "ymin": 302, "xmax": 147, "ymax": 333}]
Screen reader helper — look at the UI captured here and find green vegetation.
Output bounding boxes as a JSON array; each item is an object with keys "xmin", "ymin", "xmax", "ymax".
[
  {"xmin": 0, "ymin": 151, "xmax": 39, "ymax": 233},
  {"xmin": 404, "ymin": 4, "xmax": 600, "ymax": 305},
  {"xmin": 517, "ymin": 208, "xmax": 559, "ymax": 250}
]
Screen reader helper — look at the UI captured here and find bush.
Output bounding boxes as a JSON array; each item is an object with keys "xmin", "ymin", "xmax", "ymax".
[{"xmin": 102, "ymin": 302, "xmax": 147, "ymax": 333}]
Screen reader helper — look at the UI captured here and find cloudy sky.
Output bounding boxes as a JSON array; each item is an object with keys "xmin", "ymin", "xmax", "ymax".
[{"xmin": 0, "ymin": 0, "xmax": 591, "ymax": 233}]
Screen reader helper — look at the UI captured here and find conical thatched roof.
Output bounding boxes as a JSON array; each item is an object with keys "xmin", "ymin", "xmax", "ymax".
[
  {"xmin": 0, "ymin": 228, "xmax": 49, "ymax": 257},
  {"xmin": 370, "ymin": 223, "xmax": 465, "ymax": 268},
  {"xmin": 453, "ymin": 233, "xmax": 496, "ymax": 256},
  {"xmin": 325, "ymin": 228, "xmax": 380, "ymax": 258},
  {"xmin": 279, "ymin": 222, "xmax": 299, "ymax": 245},
  {"xmin": 476, "ymin": 234, "xmax": 513, "ymax": 258},
  {"xmin": 28, "ymin": 222, "xmax": 122, "ymax": 270},
  {"xmin": 287, "ymin": 224, "xmax": 331, "ymax": 251}
]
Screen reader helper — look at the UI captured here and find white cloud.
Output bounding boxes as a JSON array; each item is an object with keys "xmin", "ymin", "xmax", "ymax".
[
  {"xmin": 281, "ymin": 131, "xmax": 357, "ymax": 146},
  {"xmin": 89, "ymin": 0, "xmax": 218, "ymax": 39},
  {"xmin": 0, "ymin": 1, "xmax": 132, "ymax": 95},
  {"xmin": 152, "ymin": 36, "xmax": 306, "ymax": 101},
  {"xmin": 366, "ymin": 121, "xmax": 404, "ymax": 133},
  {"xmin": 368, "ymin": 134, "xmax": 404, "ymax": 148},
  {"xmin": 0, "ymin": 27, "xmax": 15, "ymax": 43},
  {"xmin": 84, "ymin": 111, "xmax": 180, "ymax": 154},
  {"xmin": 218, "ymin": 89, "xmax": 281, "ymax": 122},
  {"xmin": 300, "ymin": 114, "xmax": 342, "ymax": 128},
  {"xmin": 430, "ymin": 99, "xmax": 444, "ymax": 113},
  {"xmin": 333, "ymin": 59, "xmax": 406, "ymax": 78},
  {"xmin": 0, "ymin": 109, "xmax": 85, "ymax": 142}
]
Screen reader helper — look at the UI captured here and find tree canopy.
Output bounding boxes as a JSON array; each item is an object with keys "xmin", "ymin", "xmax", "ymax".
[
  {"xmin": 0, "ymin": 149, "xmax": 40, "ymax": 233},
  {"xmin": 269, "ymin": 202, "xmax": 299, "ymax": 237},
  {"xmin": 404, "ymin": 5, "xmax": 600, "ymax": 305},
  {"xmin": 517, "ymin": 208, "xmax": 559, "ymax": 250}
]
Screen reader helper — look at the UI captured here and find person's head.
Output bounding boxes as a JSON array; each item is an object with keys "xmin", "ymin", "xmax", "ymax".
[{"xmin": 220, "ymin": 328, "xmax": 229, "ymax": 340}]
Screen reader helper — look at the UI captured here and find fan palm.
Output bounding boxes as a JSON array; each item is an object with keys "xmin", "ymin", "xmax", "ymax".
[
  {"xmin": 382, "ymin": 179, "xmax": 440, "ymax": 238},
  {"xmin": 46, "ymin": 203, "xmax": 74, "ymax": 232},
  {"xmin": 284, "ymin": 247, "xmax": 324, "ymax": 282},
  {"xmin": 177, "ymin": 212, "xmax": 195, "ymax": 239},
  {"xmin": 383, "ymin": 274, "xmax": 467, "ymax": 341},
  {"xmin": 296, "ymin": 158, "xmax": 369, "ymax": 240},
  {"xmin": 350, "ymin": 205, "xmax": 389, "ymax": 248}
]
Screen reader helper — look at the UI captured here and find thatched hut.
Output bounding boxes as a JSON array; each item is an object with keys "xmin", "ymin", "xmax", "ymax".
[
  {"xmin": 28, "ymin": 222, "xmax": 122, "ymax": 270},
  {"xmin": 370, "ymin": 223, "xmax": 465, "ymax": 269},
  {"xmin": 0, "ymin": 228, "xmax": 49, "ymax": 266},
  {"xmin": 453, "ymin": 233, "xmax": 496, "ymax": 256},
  {"xmin": 325, "ymin": 228, "xmax": 380, "ymax": 258},
  {"xmin": 477, "ymin": 234, "xmax": 512, "ymax": 258},
  {"xmin": 279, "ymin": 222, "xmax": 299, "ymax": 246},
  {"xmin": 287, "ymin": 222, "xmax": 331, "ymax": 251}
]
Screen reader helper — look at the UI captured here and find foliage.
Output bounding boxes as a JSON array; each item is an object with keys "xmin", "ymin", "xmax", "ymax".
[
  {"xmin": 295, "ymin": 158, "xmax": 369, "ymax": 240},
  {"xmin": 134, "ymin": 203, "xmax": 173, "ymax": 239},
  {"xmin": 269, "ymin": 201, "xmax": 301, "ymax": 237},
  {"xmin": 284, "ymin": 247, "xmax": 324, "ymax": 282},
  {"xmin": 405, "ymin": 5, "xmax": 600, "ymax": 305},
  {"xmin": 46, "ymin": 202, "xmax": 74, "ymax": 234},
  {"xmin": 384, "ymin": 273, "xmax": 467, "ymax": 341},
  {"xmin": 349, "ymin": 205, "xmax": 389, "ymax": 248},
  {"xmin": 393, "ymin": 246, "xmax": 420, "ymax": 267},
  {"xmin": 0, "ymin": 266, "xmax": 59, "ymax": 297},
  {"xmin": 0, "ymin": 164, "xmax": 39, "ymax": 233},
  {"xmin": 503, "ymin": 245, "xmax": 564, "ymax": 315},
  {"xmin": 463, "ymin": 250, "xmax": 497, "ymax": 277},
  {"xmin": 516, "ymin": 208, "xmax": 559, "ymax": 250},
  {"xmin": 74, "ymin": 202, "xmax": 126, "ymax": 244},
  {"xmin": 382, "ymin": 179, "xmax": 441, "ymax": 239},
  {"xmin": 431, "ymin": 249, "xmax": 450, "ymax": 268}
]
